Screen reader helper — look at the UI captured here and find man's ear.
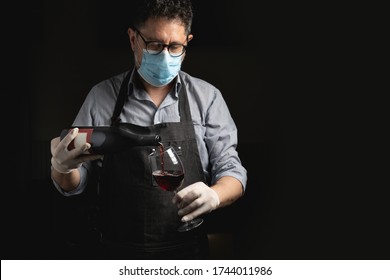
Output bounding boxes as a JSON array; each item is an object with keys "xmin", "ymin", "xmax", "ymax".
[{"xmin": 128, "ymin": 28, "xmax": 137, "ymax": 51}]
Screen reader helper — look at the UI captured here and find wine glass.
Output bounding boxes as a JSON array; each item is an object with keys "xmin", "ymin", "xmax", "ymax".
[{"xmin": 149, "ymin": 145, "xmax": 203, "ymax": 232}]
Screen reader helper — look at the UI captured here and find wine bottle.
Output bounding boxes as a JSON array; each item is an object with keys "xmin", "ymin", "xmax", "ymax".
[{"xmin": 60, "ymin": 126, "xmax": 161, "ymax": 154}]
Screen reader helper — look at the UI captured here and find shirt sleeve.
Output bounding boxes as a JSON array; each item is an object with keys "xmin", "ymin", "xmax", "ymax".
[
  {"xmin": 51, "ymin": 86, "xmax": 101, "ymax": 196},
  {"xmin": 50, "ymin": 164, "xmax": 89, "ymax": 196},
  {"xmin": 51, "ymin": 74, "xmax": 122, "ymax": 196},
  {"xmin": 204, "ymin": 89, "xmax": 248, "ymax": 191}
]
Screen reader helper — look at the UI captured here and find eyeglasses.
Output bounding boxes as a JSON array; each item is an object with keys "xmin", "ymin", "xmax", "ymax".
[{"xmin": 135, "ymin": 29, "xmax": 188, "ymax": 57}]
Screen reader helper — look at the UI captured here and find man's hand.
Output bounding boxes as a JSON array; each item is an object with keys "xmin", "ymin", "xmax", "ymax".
[
  {"xmin": 172, "ymin": 182, "xmax": 220, "ymax": 222},
  {"xmin": 50, "ymin": 127, "xmax": 102, "ymax": 174}
]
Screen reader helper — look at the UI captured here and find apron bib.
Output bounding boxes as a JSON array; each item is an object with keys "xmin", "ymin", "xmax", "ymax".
[{"xmin": 98, "ymin": 72, "xmax": 209, "ymax": 259}]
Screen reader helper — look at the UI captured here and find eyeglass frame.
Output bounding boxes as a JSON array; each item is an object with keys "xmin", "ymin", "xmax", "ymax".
[{"xmin": 134, "ymin": 28, "xmax": 189, "ymax": 57}]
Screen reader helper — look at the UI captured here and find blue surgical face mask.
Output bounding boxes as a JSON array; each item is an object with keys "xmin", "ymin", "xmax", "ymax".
[{"xmin": 137, "ymin": 49, "xmax": 182, "ymax": 87}]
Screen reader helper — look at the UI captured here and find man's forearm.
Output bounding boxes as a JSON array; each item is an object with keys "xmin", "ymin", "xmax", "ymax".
[
  {"xmin": 211, "ymin": 176, "xmax": 244, "ymax": 208},
  {"xmin": 51, "ymin": 168, "xmax": 81, "ymax": 192}
]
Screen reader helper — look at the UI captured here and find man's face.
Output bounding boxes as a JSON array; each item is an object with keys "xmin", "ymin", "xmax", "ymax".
[{"xmin": 128, "ymin": 17, "xmax": 193, "ymax": 68}]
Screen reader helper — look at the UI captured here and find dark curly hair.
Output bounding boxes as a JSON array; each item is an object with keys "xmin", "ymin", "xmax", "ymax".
[{"xmin": 131, "ymin": 0, "xmax": 193, "ymax": 35}]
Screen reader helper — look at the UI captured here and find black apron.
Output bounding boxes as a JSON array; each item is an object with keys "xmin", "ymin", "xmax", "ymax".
[{"xmin": 98, "ymin": 71, "xmax": 209, "ymax": 259}]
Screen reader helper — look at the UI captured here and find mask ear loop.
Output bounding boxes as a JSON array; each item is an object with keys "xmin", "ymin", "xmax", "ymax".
[{"xmin": 134, "ymin": 52, "xmax": 141, "ymax": 68}]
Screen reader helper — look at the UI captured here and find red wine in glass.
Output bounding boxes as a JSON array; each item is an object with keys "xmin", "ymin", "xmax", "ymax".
[
  {"xmin": 152, "ymin": 170, "xmax": 184, "ymax": 192},
  {"xmin": 150, "ymin": 144, "xmax": 203, "ymax": 232}
]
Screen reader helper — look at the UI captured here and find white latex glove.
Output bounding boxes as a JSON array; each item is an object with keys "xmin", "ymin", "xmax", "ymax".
[
  {"xmin": 50, "ymin": 127, "xmax": 102, "ymax": 174},
  {"xmin": 172, "ymin": 182, "xmax": 220, "ymax": 222}
]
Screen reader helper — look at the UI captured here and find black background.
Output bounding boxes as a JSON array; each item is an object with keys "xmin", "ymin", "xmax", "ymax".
[{"xmin": 4, "ymin": 1, "xmax": 388, "ymax": 260}]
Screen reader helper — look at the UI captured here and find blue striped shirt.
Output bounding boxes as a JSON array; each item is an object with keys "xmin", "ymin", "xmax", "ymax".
[{"xmin": 55, "ymin": 69, "xmax": 247, "ymax": 195}]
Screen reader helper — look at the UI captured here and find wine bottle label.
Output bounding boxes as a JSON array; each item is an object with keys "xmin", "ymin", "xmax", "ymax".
[{"xmin": 67, "ymin": 128, "xmax": 93, "ymax": 153}]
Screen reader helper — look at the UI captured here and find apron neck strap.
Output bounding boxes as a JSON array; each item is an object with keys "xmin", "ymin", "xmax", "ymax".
[
  {"xmin": 111, "ymin": 71, "xmax": 131, "ymax": 126},
  {"xmin": 177, "ymin": 78, "xmax": 192, "ymax": 122}
]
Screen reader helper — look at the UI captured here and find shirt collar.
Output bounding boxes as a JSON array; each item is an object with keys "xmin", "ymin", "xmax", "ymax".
[{"xmin": 128, "ymin": 68, "xmax": 182, "ymax": 100}]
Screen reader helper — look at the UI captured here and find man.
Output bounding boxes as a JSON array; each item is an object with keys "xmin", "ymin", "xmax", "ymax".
[{"xmin": 50, "ymin": 0, "xmax": 247, "ymax": 259}]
